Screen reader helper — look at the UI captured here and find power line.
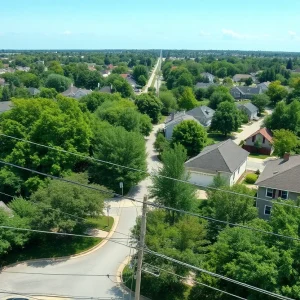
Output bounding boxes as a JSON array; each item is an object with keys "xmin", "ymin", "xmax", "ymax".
[
  {"xmin": 142, "ymin": 263, "xmax": 247, "ymax": 300},
  {"xmin": 1, "ymin": 160, "xmax": 300, "ymax": 243},
  {"xmin": 0, "ymin": 191, "xmax": 15, "ymax": 198},
  {"xmin": 145, "ymin": 249, "xmax": 294, "ymax": 300},
  {"xmin": 1, "ymin": 133, "xmax": 298, "ymax": 210}
]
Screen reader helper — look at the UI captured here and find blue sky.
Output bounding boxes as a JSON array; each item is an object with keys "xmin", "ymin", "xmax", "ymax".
[{"xmin": 1, "ymin": 0, "xmax": 300, "ymax": 51}]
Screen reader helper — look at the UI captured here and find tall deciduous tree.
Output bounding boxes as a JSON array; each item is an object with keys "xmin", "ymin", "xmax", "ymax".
[
  {"xmin": 159, "ymin": 91, "xmax": 177, "ymax": 115},
  {"xmin": 135, "ymin": 94, "xmax": 163, "ymax": 123},
  {"xmin": 45, "ymin": 74, "xmax": 72, "ymax": 92},
  {"xmin": 177, "ymin": 87, "xmax": 198, "ymax": 110},
  {"xmin": 273, "ymin": 129, "xmax": 298, "ymax": 157},
  {"xmin": 210, "ymin": 101, "xmax": 241, "ymax": 136},
  {"xmin": 267, "ymin": 80, "xmax": 288, "ymax": 105},
  {"xmin": 150, "ymin": 144, "xmax": 196, "ymax": 224},
  {"xmin": 209, "ymin": 90, "xmax": 234, "ymax": 109},
  {"xmin": 172, "ymin": 120, "xmax": 207, "ymax": 157},
  {"xmin": 252, "ymin": 94, "xmax": 270, "ymax": 114},
  {"xmin": 133, "ymin": 65, "xmax": 148, "ymax": 85},
  {"xmin": 89, "ymin": 122, "xmax": 147, "ymax": 191}
]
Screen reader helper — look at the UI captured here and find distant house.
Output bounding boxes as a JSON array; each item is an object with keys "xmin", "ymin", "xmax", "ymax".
[
  {"xmin": 257, "ymin": 81, "xmax": 270, "ymax": 92},
  {"xmin": 194, "ymin": 82, "xmax": 216, "ymax": 89},
  {"xmin": 16, "ymin": 66, "xmax": 30, "ymax": 72},
  {"xmin": 243, "ymin": 127, "xmax": 273, "ymax": 155},
  {"xmin": 185, "ymin": 139, "xmax": 249, "ymax": 187},
  {"xmin": 100, "ymin": 70, "xmax": 111, "ymax": 77},
  {"xmin": 164, "ymin": 112, "xmax": 200, "ymax": 140},
  {"xmin": 255, "ymin": 154, "xmax": 300, "ymax": 219},
  {"xmin": 186, "ymin": 106, "xmax": 215, "ymax": 127},
  {"xmin": 200, "ymin": 72, "xmax": 215, "ymax": 83},
  {"xmin": 236, "ymin": 102, "xmax": 258, "ymax": 120},
  {"xmin": 0, "ymin": 101, "xmax": 12, "ymax": 114},
  {"xmin": 27, "ymin": 87, "xmax": 40, "ymax": 96},
  {"xmin": 107, "ymin": 64, "xmax": 114, "ymax": 70},
  {"xmin": 99, "ymin": 86, "xmax": 112, "ymax": 94},
  {"xmin": 61, "ymin": 85, "xmax": 92, "ymax": 99},
  {"xmin": 232, "ymin": 74, "xmax": 253, "ymax": 82},
  {"xmin": 120, "ymin": 74, "xmax": 138, "ymax": 88},
  {"xmin": 230, "ymin": 86, "xmax": 262, "ymax": 100}
]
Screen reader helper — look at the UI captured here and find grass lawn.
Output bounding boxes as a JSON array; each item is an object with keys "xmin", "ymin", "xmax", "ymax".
[
  {"xmin": 159, "ymin": 115, "xmax": 167, "ymax": 124},
  {"xmin": 237, "ymin": 128, "xmax": 243, "ymax": 133},
  {"xmin": 0, "ymin": 215, "xmax": 113, "ymax": 267},
  {"xmin": 207, "ymin": 132, "xmax": 229, "ymax": 145},
  {"xmin": 249, "ymin": 153, "xmax": 270, "ymax": 159}
]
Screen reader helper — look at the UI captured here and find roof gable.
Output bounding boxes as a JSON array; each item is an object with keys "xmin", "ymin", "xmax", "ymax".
[
  {"xmin": 248, "ymin": 127, "xmax": 273, "ymax": 142},
  {"xmin": 187, "ymin": 106, "xmax": 215, "ymax": 120}
]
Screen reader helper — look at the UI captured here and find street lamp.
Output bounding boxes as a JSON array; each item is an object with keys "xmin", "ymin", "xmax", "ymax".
[{"xmin": 106, "ymin": 204, "xmax": 111, "ymax": 227}]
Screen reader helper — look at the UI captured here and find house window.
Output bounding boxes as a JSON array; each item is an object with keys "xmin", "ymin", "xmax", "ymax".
[
  {"xmin": 264, "ymin": 205, "xmax": 272, "ymax": 215},
  {"xmin": 266, "ymin": 188, "xmax": 274, "ymax": 198},
  {"xmin": 280, "ymin": 190, "xmax": 288, "ymax": 200},
  {"xmin": 252, "ymin": 135, "xmax": 256, "ymax": 142},
  {"xmin": 262, "ymin": 137, "xmax": 266, "ymax": 144}
]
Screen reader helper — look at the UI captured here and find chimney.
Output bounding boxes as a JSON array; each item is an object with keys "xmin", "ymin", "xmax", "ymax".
[{"xmin": 283, "ymin": 153, "xmax": 290, "ymax": 162}]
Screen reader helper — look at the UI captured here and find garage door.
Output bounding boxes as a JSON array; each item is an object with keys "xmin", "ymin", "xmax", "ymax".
[{"xmin": 189, "ymin": 172, "xmax": 214, "ymax": 187}]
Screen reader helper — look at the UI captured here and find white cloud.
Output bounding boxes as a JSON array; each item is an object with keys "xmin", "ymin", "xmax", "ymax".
[
  {"xmin": 288, "ymin": 31, "xmax": 299, "ymax": 40},
  {"xmin": 62, "ymin": 30, "xmax": 72, "ymax": 35},
  {"xmin": 199, "ymin": 30, "xmax": 210, "ymax": 37}
]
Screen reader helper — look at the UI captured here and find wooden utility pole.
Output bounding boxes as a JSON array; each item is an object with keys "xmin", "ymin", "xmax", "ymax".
[{"xmin": 134, "ymin": 194, "xmax": 148, "ymax": 300}]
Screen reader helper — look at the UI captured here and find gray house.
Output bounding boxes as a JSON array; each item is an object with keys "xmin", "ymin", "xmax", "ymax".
[
  {"xmin": 230, "ymin": 86, "xmax": 262, "ymax": 100},
  {"xmin": 0, "ymin": 101, "xmax": 12, "ymax": 114},
  {"xmin": 200, "ymin": 72, "xmax": 215, "ymax": 83},
  {"xmin": 257, "ymin": 82, "xmax": 270, "ymax": 92},
  {"xmin": 185, "ymin": 139, "xmax": 249, "ymax": 187},
  {"xmin": 186, "ymin": 106, "xmax": 215, "ymax": 127},
  {"xmin": 236, "ymin": 102, "xmax": 258, "ymax": 120},
  {"xmin": 195, "ymin": 82, "xmax": 216, "ymax": 89},
  {"xmin": 255, "ymin": 154, "xmax": 300, "ymax": 219},
  {"xmin": 27, "ymin": 87, "xmax": 40, "ymax": 96},
  {"xmin": 164, "ymin": 113, "xmax": 200, "ymax": 140},
  {"xmin": 61, "ymin": 85, "xmax": 92, "ymax": 99}
]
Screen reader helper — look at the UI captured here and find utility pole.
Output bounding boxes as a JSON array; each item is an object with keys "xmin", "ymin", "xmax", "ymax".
[{"xmin": 134, "ymin": 194, "xmax": 148, "ymax": 300}]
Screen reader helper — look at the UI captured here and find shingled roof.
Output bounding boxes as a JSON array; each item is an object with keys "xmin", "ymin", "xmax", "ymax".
[
  {"xmin": 185, "ymin": 139, "xmax": 249, "ymax": 173},
  {"xmin": 256, "ymin": 155, "xmax": 300, "ymax": 193},
  {"xmin": 248, "ymin": 127, "xmax": 273, "ymax": 143}
]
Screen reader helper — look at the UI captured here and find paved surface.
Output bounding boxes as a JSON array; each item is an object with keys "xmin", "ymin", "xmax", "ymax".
[
  {"xmin": 143, "ymin": 57, "xmax": 161, "ymax": 93},
  {"xmin": 0, "ymin": 125, "xmax": 163, "ymax": 299}
]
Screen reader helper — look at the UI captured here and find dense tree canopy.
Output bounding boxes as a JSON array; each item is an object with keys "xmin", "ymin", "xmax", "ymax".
[
  {"xmin": 45, "ymin": 74, "xmax": 72, "ymax": 92},
  {"xmin": 177, "ymin": 87, "xmax": 198, "ymax": 110},
  {"xmin": 135, "ymin": 94, "xmax": 163, "ymax": 123},
  {"xmin": 273, "ymin": 129, "xmax": 298, "ymax": 157}
]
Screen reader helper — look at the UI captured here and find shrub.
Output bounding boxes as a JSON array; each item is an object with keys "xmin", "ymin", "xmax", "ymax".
[{"xmin": 245, "ymin": 173, "xmax": 258, "ymax": 184}]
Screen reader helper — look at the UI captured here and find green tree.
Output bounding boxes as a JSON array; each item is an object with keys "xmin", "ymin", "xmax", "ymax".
[
  {"xmin": 45, "ymin": 74, "xmax": 72, "ymax": 92},
  {"xmin": 17, "ymin": 72, "xmax": 40, "ymax": 88},
  {"xmin": 177, "ymin": 87, "xmax": 198, "ymax": 110},
  {"xmin": 267, "ymin": 80, "xmax": 288, "ymax": 105},
  {"xmin": 150, "ymin": 144, "xmax": 196, "ymax": 224},
  {"xmin": 133, "ymin": 65, "xmax": 148, "ymax": 84},
  {"xmin": 39, "ymin": 87, "xmax": 58, "ymax": 99},
  {"xmin": 172, "ymin": 120, "xmax": 207, "ymax": 157},
  {"xmin": 1, "ymin": 86, "xmax": 10, "ymax": 101},
  {"xmin": 209, "ymin": 90, "xmax": 234, "ymax": 109},
  {"xmin": 286, "ymin": 58, "xmax": 293, "ymax": 70},
  {"xmin": 252, "ymin": 94, "xmax": 270, "ymax": 115},
  {"xmin": 273, "ymin": 129, "xmax": 298, "ymax": 157},
  {"xmin": 30, "ymin": 173, "xmax": 109, "ymax": 232},
  {"xmin": 48, "ymin": 61, "xmax": 64, "ymax": 75},
  {"xmin": 135, "ymin": 94, "xmax": 163, "ymax": 123},
  {"xmin": 159, "ymin": 91, "xmax": 177, "ymax": 115},
  {"xmin": 137, "ymin": 75, "xmax": 147, "ymax": 86},
  {"xmin": 210, "ymin": 101, "xmax": 241, "ymax": 136},
  {"xmin": 89, "ymin": 122, "xmax": 147, "ymax": 191},
  {"xmin": 154, "ymin": 132, "xmax": 170, "ymax": 154}
]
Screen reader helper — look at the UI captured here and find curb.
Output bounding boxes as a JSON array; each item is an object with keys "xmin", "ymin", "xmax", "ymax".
[
  {"xmin": 0, "ymin": 216, "xmax": 120, "ymax": 271},
  {"xmin": 116, "ymin": 256, "xmax": 151, "ymax": 300}
]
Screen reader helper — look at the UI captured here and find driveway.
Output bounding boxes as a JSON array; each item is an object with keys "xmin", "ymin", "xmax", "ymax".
[
  {"xmin": 232, "ymin": 109, "xmax": 272, "ymax": 145},
  {"xmin": 0, "ymin": 125, "xmax": 163, "ymax": 299}
]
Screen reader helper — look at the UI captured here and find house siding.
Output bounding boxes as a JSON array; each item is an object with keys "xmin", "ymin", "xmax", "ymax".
[
  {"xmin": 256, "ymin": 186, "xmax": 300, "ymax": 219},
  {"xmin": 229, "ymin": 159, "xmax": 247, "ymax": 185},
  {"xmin": 243, "ymin": 133, "xmax": 273, "ymax": 155}
]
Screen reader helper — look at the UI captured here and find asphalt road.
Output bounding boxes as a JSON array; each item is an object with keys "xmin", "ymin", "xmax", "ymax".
[
  {"xmin": 143, "ymin": 57, "xmax": 161, "ymax": 93},
  {"xmin": 0, "ymin": 125, "xmax": 163, "ymax": 299}
]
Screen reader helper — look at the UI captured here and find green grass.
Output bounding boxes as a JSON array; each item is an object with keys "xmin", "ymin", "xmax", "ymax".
[
  {"xmin": 237, "ymin": 128, "xmax": 243, "ymax": 133},
  {"xmin": 159, "ymin": 115, "xmax": 167, "ymax": 124},
  {"xmin": 0, "ymin": 216, "xmax": 113, "ymax": 267},
  {"xmin": 198, "ymin": 99, "xmax": 210, "ymax": 106},
  {"xmin": 206, "ymin": 132, "xmax": 229, "ymax": 145},
  {"xmin": 249, "ymin": 153, "xmax": 270, "ymax": 159}
]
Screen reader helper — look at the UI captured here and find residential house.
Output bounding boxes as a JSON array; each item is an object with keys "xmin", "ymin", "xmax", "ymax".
[
  {"xmin": 61, "ymin": 85, "xmax": 92, "ymax": 99},
  {"xmin": 236, "ymin": 102, "xmax": 258, "ymax": 120},
  {"xmin": 255, "ymin": 154, "xmax": 300, "ymax": 219},
  {"xmin": 230, "ymin": 86, "xmax": 262, "ymax": 100},
  {"xmin": 186, "ymin": 106, "xmax": 215, "ymax": 127},
  {"xmin": 243, "ymin": 127, "xmax": 273, "ymax": 155},
  {"xmin": 99, "ymin": 86, "xmax": 112, "ymax": 94},
  {"xmin": 185, "ymin": 139, "xmax": 249, "ymax": 187},
  {"xmin": 120, "ymin": 74, "xmax": 138, "ymax": 88},
  {"xmin": 164, "ymin": 112, "xmax": 200, "ymax": 140},
  {"xmin": 100, "ymin": 70, "xmax": 111, "ymax": 78},
  {"xmin": 257, "ymin": 81, "xmax": 270, "ymax": 92},
  {"xmin": 232, "ymin": 74, "xmax": 252, "ymax": 82},
  {"xmin": 27, "ymin": 87, "xmax": 40, "ymax": 96},
  {"xmin": 16, "ymin": 66, "xmax": 30, "ymax": 72},
  {"xmin": 194, "ymin": 82, "xmax": 215, "ymax": 89},
  {"xmin": 0, "ymin": 101, "xmax": 12, "ymax": 114},
  {"xmin": 200, "ymin": 72, "xmax": 215, "ymax": 83}
]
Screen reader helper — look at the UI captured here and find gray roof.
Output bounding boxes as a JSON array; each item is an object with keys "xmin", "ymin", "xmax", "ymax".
[
  {"xmin": 232, "ymin": 74, "xmax": 252, "ymax": 81},
  {"xmin": 61, "ymin": 86, "xmax": 92, "ymax": 98},
  {"xmin": 185, "ymin": 139, "xmax": 249, "ymax": 173},
  {"xmin": 187, "ymin": 106, "xmax": 215, "ymax": 121},
  {"xmin": 165, "ymin": 114, "xmax": 198, "ymax": 128},
  {"xmin": 100, "ymin": 86, "xmax": 112, "ymax": 93},
  {"xmin": 236, "ymin": 102, "xmax": 258, "ymax": 113},
  {"xmin": 27, "ymin": 87, "xmax": 40, "ymax": 96},
  {"xmin": 232, "ymin": 86, "xmax": 262, "ymax": 95},
  {"xmin": 0, "ymin": 101, "xmax": 12, "ymax": 113},
  {"xmin": 165, "ymin": 111, "xmax": 186, "ymax": 123},
  {"xmin": 256, "ymin": 155, "xmax": 300, "ymax": 193},
  {"xmin": 195, "ymin": 82, "xmax": 215, "ymax": 89},
  {"xmin": 0, "ymin": 201, "xmax": 13, "ymax": 215}
]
